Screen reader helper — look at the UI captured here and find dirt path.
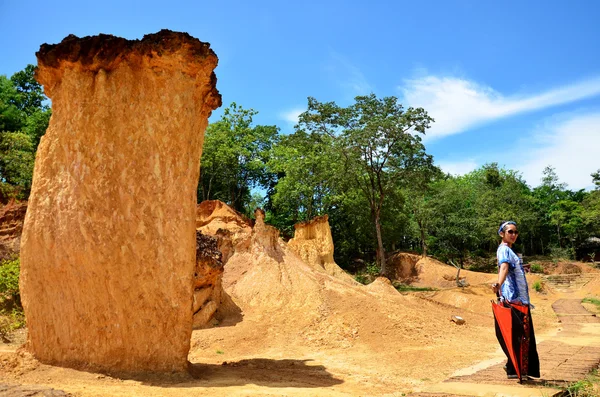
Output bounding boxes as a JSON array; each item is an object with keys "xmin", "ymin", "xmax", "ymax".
[{"xmin": 412, "ymin": 298, "xmax": 600, "ymax": 397}]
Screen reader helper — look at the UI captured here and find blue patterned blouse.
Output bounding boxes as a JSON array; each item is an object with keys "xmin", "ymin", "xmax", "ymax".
[{"xmin": 497, "ymin": 243, "xmax": 530, "ymax": 305}]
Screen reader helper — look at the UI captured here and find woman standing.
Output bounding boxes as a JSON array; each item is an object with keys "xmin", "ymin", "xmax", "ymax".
[{"xmin": 492, "ymin": 220, "xmax": 540, "ymax": 380}]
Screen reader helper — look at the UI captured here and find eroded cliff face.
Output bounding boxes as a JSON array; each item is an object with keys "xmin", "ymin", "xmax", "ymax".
[
  {"xmin": 20, "ymin": 30, "xmax": 221, "ymax": 372},
  {"xmin": 288, "ymin": 215, "xmax": 356, "ymax": 283},
  {"xmin": 193, "ymin": 231, "xmax": 224, "ymax": 329},
  {"xmin": 0, "ymin": 201, "xmax": 27, "ymax": 261}
]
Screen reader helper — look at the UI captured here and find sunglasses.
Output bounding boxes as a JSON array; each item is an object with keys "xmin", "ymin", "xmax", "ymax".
[{"xmin": 506, "ymin": 230, "xmax": 519, "ymax": 235}]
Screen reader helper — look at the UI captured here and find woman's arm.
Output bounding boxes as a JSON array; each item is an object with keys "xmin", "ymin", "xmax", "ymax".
[{"xmin": 492, "ymin": 262, "xmax": 510, "ymax": 295}]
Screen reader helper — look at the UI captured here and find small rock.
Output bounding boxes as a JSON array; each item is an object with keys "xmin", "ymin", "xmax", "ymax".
[{"xmin": 451, "ymin": 315, "xmax": 465, "ymax": 325}]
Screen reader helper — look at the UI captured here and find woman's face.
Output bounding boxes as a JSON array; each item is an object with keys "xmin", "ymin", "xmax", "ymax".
[{"xmin": 501, "ymin": 224, "xmax": 519, "ymax": 245}]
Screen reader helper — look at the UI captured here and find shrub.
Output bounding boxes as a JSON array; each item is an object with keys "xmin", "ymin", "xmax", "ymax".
[
  {"xmin": 393, "ymin": 282, "xmax": 436, "ymax": 293},
  {"xmin": 354, "ymin": 274, "xmax": 369, "ymax": 285},
  {"xmin": 0, "ymin": 258, "xmax": 24, "ymax": 342},
  {"xmin": 365, "ymin": 261, "xmax": 380, "ymax": 276},
  {"xmin": 529, "ymin": 263, "xmax": 544, "ymax": 273},
  {"xmin": 582, "ymin": 297, "xmax": 600, "ymax": 307},
  {"xmin": 565, "ymin": 369, "xmax": 599, "ymax": 397},
  {"xmin": 0, "ymin": 258, "xmax": 20, "ymax": 304},
  {"xmin": 0, "ymin": 307, "xmax": 25, "ymax": 342},
  {"xmin": 532, "ymin": 280, "xmax": 543, "ymax": 293},
  {"xmin": 549, "ymin": 246, "xmax": 574, "ymax": 262}
]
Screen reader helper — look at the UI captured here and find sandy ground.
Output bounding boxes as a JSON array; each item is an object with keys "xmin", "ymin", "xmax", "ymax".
[{"xmin": 1, "ymin": 259, "xmax": 599, "ymax": 396}]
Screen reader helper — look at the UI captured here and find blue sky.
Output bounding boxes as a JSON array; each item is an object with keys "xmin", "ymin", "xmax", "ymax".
[{"xmin": 1, "ymin": 1, "xmax": 599, "ymax": 190}]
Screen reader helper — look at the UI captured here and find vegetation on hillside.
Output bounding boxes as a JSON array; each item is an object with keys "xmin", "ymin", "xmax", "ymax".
[{"xmin": 2, "ymin": 64, "xmax": 600, "ymax": 277}]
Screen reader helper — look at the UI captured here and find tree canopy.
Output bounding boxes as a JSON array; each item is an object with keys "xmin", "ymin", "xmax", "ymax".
[
  {"xmin": 2, "ymin": 63, "xmax": 599, "ymax": 272},
  {"xmin": 0, "ymin": 65, "xmax": 50, "ymax": 201}
]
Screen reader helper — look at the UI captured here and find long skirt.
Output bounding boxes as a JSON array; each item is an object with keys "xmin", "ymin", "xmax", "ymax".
[{"xmin": 494, "ymin": 301, "xmax": 540, "ymax": 379}]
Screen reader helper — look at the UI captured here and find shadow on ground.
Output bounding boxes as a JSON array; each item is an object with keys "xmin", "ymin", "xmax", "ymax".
[{"xmin": 112, "ymin": 358, "xmax": 344, "ymax": 389}]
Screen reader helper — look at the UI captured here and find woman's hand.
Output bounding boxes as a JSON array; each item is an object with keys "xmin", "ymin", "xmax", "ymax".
[{"xmin": 492, "ymin": 283, "xmax": 500, "ymax": 295}]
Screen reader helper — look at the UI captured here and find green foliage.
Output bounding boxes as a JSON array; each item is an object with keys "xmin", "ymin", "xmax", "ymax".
[
  {"xmin": 10, "ymin": 64, "xmax": 47, "ymax": 116},
  {"xmin": 0, "ymin": 258, "xmax": 23, "ymax": 341},
  {"xmin": 354, "ymin": 274, "xmax": 369, "ymax": 285},
  {"xmin": 464, "ymin": 257, "xmax": 497, "ymax": 274},
  {"xmin": 0, "ymin": 65, "xmax": 50, "ymax": 203},
  {"xmin": 580, "ymin": 191, "xmax": 600, "ymax": 239},
  {"xmin": 199, "ymin": 103, "xmax": 279, "ymax": 214},
  {"xmin": 582, "ymin": 297, "xmax": 600, "ymax": 307},
  {"xmin": 393, "ymin": 283, "xmax": 436, "ymax": 292},
  {"xmin": 0, "ymin": 132, "xmax": 35, "ymax": 201},
  {"xmin": 564, "ymin": 369, "xmax": 599, "ymax": 397},
  {"xmin": 550, "ymin": 246, "xmax": 575, "ymax": 261},
  {"xmin": 0, "ymin": 308, "xmax": 25, "ymax": 342},
  {"xmin": 292, "ymin": 94, "xmax": 435, "ymax": 274},
  {"xmin": 0, "ymin": 258, "xmax": 20, "ymax": 303},
  {"xmin": 532, "ymin": 280, "xmax": 543, "ymax": 293},
  {"xmin": 592, "ymin": 169, "xmax": 600, "ymax": 190},
  {"xmin": 529, "ymin": 263, "xmax": 544, "ymax": 273},
  {"xmin": 365, "ymin": 261, "xmax": 380, "ymax": 276},
  {"xmin": 268, "ymin": 129, "xmax": 340, "ymax": 222},
  {"xmin": 23, "ymin": 108, "xmax": 51, "ymax": 149}
]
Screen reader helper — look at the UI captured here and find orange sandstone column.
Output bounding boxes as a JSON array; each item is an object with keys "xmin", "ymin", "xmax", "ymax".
[{"xmin": 20, "ymin": 30, "xmax": 221, "ymax": 372}]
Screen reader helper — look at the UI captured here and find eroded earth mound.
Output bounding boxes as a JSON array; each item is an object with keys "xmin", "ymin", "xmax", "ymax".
[
  {"xmin": 190, "ymin": 201, "xmax": 497, "ymax": 388},
  {"xmin": 288, "ymin": 215, "xmax": 356, "ymax": 284}
]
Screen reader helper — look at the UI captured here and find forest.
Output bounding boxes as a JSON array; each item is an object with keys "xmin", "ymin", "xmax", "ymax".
[{"xmin": 2, "ymin": 65, "xmax": 599, "ymax": 275}]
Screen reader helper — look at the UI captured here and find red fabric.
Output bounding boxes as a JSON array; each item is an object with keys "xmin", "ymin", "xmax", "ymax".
[{"xmin": 491, "ymin": 300, "xmax": 521, "ymax": 379}]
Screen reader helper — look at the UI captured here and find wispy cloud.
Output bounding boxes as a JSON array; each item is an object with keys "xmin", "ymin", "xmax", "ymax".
[
  {"xmin": 400, "ymin": 75, "xmax": 600, "ymax": 140},
  {"xmin": 518, "ymin": 112, "xmax": 600, "ymax": 190},
  {"xmin": 327, "ymin": 52, "xmax": 373, "ymax": 96},
  {"xmin": 431, "ymin": 112, "xmax": 600, "ymax": 190},
  {"xmin": 279, "ymin": 108, "xmax": 304, "ymax": 125},
  {"xmin": 437, "ymin": 159, "xmax": 479, "ymax": 176}
]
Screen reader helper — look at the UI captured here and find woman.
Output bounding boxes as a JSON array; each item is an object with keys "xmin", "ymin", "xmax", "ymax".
[{"xmin": 491, "ymin": 220, "xmax": 540, "ymax": 380}]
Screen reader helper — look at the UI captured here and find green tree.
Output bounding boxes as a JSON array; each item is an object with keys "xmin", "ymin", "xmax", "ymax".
[
  {"xmin": 532, "ymin": 166, "xmax": 569, "ymax": 251},
  {"xmin": 198, "ymin": 103, "xmax": 279, "ymax": 214},
  {"xmin": 297, "ymin": 94, "xmax": 433, "ymax": 275},
  {"xmin": 426, "ymin": 176, "xmax": 481, "ymax": 263},
  {"xmin": 10, "ymin": 65, "xmax": 47, "ymax": 117},
  {"xmin": 0, "ymin": 65, "xmax": 50, "ymax": 202},
  {"xmin": 268, "ymin": 130, "xmax": 340, "ymax": 222},
  {"xmin": 592, "ymin": 169, "xmax": 600, "ymax": 190},
  {"xmin": 0, "ymin": 132, "xmax": 35, "ymax": 201},
  {"xmin": 0, "ymin": 76, "xmax": 24, "ymax": 132},
  {"xmin": 549, "ymin": 200, "xmax": 583, "ymax": 248},
  {"xmin": 403, "ymin": 159, "xmax": 443, "ymax": 256}
]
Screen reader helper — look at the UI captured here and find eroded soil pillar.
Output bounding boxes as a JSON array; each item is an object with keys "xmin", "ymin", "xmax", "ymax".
[{"xmin": 20, "ymin": 30, "xmax": 221, "ymax": 372}]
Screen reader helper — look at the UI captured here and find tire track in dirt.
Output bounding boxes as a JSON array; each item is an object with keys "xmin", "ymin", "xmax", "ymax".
[{"xmin": 410, "ymin": 298, "xmax": 600, "ymax": 397}]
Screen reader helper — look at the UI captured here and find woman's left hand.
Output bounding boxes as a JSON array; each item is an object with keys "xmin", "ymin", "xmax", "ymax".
[{"xmin": 491, "ymin": 283, "xmax": 500, "ymax": 295}]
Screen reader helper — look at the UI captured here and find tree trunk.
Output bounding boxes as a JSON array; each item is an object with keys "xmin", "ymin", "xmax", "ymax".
[
  {"xmin": 374, "ymin": 213, "xmax": 386, "ymax": 276},
  {"xmin": 418, "ymin": 218, "xmax": 427, "ymax": 257}
]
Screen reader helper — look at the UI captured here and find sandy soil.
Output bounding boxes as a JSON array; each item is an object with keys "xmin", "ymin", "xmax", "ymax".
[{"xmin": 1, "ymin": 259, "xmax": 598, "ymax": 396}]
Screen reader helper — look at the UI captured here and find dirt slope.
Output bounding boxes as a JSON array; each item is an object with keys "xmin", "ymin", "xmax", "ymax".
[{"xmin": 188, "ymin": 205, "xmax": 499, "ymax": 392}]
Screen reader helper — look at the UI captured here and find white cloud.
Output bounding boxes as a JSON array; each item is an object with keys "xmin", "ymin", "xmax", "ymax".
[
  {"xmin": 279, "ymin": 108, "xmax": 304, "ymax": 125},
  {"xmin": 517, "ymin": 113, "xmax": 600, "ymax": 190},
  {"xmin": 437, "ymin": 159, "xmax": 479, "ymax": 176},
  {"xmin": 400, "ymin": 75, "xmax": 600, "ymax": 140}
]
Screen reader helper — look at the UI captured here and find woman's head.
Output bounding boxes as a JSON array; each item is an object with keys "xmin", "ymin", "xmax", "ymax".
[{"xmin": 498, "ymin": 220, "xmax": 518, "ymax": 245}]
